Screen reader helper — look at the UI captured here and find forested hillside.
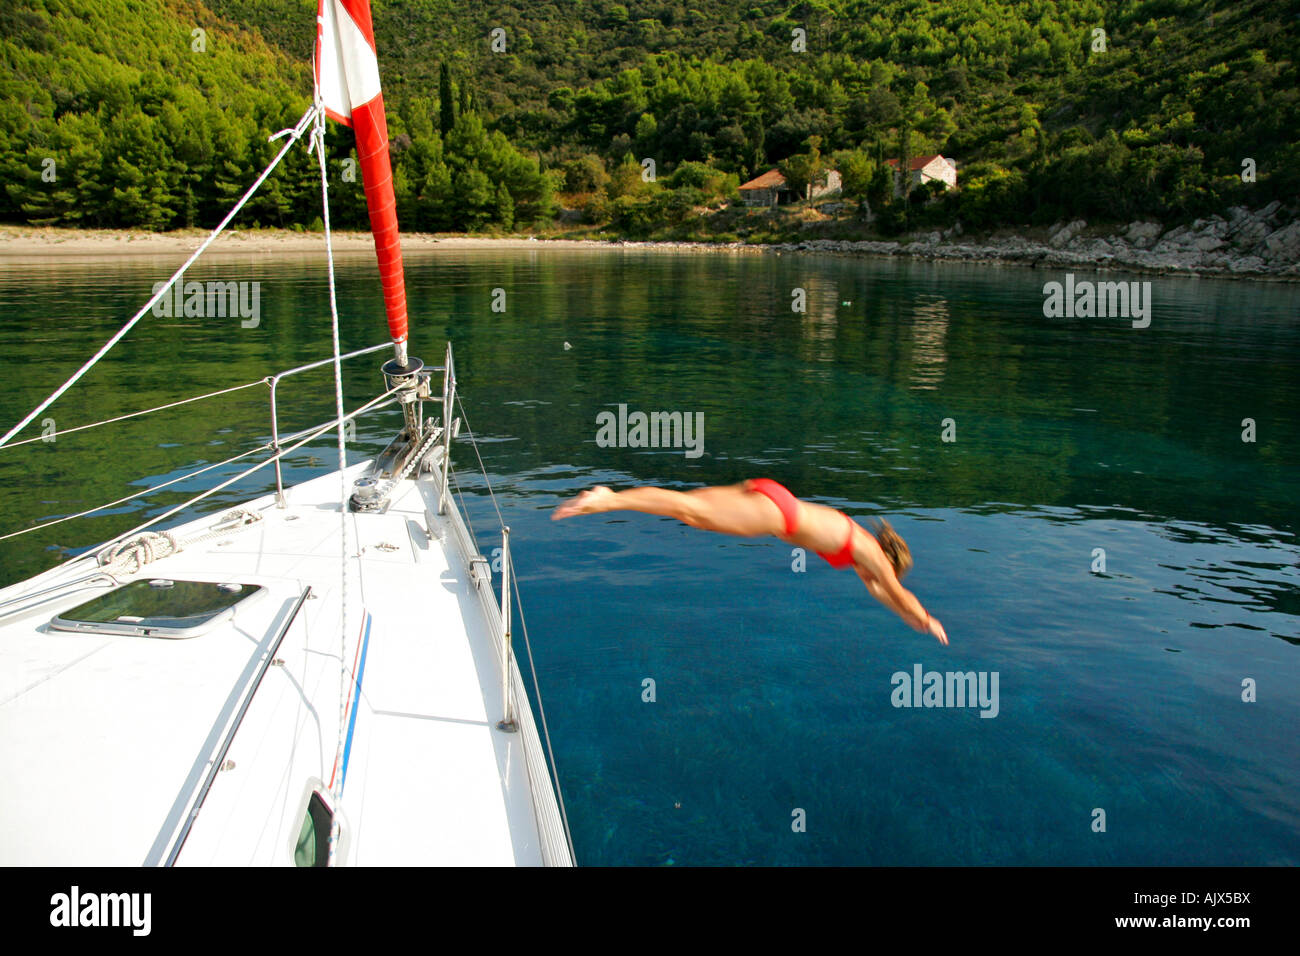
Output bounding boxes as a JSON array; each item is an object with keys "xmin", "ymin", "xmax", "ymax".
[{"xmin": 3, "ymin": 0, "xmax": 1297, "ymax": 235}]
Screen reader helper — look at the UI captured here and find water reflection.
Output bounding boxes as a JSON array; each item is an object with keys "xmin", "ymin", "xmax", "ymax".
[
  {"xmin": 797, "ymin": 274, "xmax": 840, "ymax": 372},
  {"xmin": 2, "ymin": 250, "xmax": 1298, "ymax": 865},
  {"xmin": 909, "ymin": 294, "xmax": 949, "ymax": 391}
]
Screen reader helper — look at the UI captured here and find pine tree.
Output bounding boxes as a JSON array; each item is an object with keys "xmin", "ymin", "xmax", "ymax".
[{"xmin": 494, "ymin": 182, "xmax": 514, "ymax": 231}]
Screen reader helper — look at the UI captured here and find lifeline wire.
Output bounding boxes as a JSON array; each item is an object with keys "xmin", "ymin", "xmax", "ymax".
[
  {"xmin": 0, "ymin": 381, "xmax": 264, "ymax": 451},
  {"xmin": 454, "ymin": 393, "xmax": 577, "ymax": 862},
  {"xmin": 0, "ymin": 105, "xmax": 317, "ymax": 449}
]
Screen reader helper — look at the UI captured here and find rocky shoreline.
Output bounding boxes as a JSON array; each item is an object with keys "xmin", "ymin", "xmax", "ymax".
[
  {"xmin": 600, "ymin": 202, "xmax": 1300, "ymax": 280},
  {"xmin": 3, "ymin": 203, "xmax": 1297, "ymax": 279}
]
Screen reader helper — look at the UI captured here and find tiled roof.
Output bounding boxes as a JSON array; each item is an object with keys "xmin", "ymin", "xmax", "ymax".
[
  {"xmin": 738, "ymin": 169, "xmax": 787, "ymax": 190},
  {"xmin": 885, "ymin": 154, "xmax": 945, "ymax": 171}
]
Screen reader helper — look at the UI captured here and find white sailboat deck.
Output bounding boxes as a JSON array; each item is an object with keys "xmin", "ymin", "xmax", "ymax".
[
  {"xmin": 0, "ymin": 462, "xmax": 556, "ymax": 865},
  {"xmin": 0, "ymin": 5, "xmax": 576, "ymax": 864}
]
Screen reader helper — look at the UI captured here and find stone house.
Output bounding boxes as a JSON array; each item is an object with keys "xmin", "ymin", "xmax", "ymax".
[
  {"xmin": 737, "ymin": 168, "xmax": 843, "ymax": 207},
  {"xmin": 885, "ymin": 155, "xmax": 958, "ymax": 196}
]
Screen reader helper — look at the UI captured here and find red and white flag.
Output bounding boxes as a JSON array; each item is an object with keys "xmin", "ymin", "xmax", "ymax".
[{"xmin": 315, "ymin": 0, "xmax": 408, "ymax": 347}]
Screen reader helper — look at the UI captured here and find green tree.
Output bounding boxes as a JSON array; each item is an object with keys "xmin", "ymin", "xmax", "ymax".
[
  {"xmin": 494, "ymin": 181, "xmax": 514, "ymax": 230},
  {"xmin": 897, "ymin": 122, "xmax": 913, "ymax": 200},
  {"xmin": 453, "ymin": 167, "xmax": 494, "ymax": 231},
  {"xmin": 439, "ymin": 63, "xmax": 455, "ymax": 138},
  {"xmin": 562, "ymin": 154, "xmax": 609, "ymax": 193},
  {"xmin": 778, "ymin": 135, "xmax": 827, "ymax": 203},
  {"xmin": 606, "ymin": 152, "xmax": 655, "ymax": 200},
  {"xmin": 832, "ymin": 147, "xmax": 876, "ymax": 217}
]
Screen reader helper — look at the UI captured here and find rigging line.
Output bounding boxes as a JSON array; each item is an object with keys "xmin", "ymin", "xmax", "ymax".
[
  {"xmin": 511, "ymin": 552, "xmax": 578, "ymax": 864},
  {"xmin": 0, "ymin": 104, "xmax": 318, "ymax": 450},
  {"xmin": 454, "ymin": 394, "xmax": 507, "ymax": 531},
  {"xmin": 447, "ymin": 462, "xmax": 482, "ymax": 558},
  {"xmin": 275, "ymin": 392, "xmax": 399, "ymax": 445},
  {"xmin": 0, "ymin": 392, "xmax": 402, "ymax": 545},
  {"xmin": 0, "ymin": 381, "xmax": 266, "ymax": 451},
  {"xmin": 450, "ymin": 394, "xmax": 575, "ymax": 861},
  {"xmin": 0, "ymin": 440, "xmax": 273, "ymax": 542},
  {"xmin": 311, "ymin": 101, "xmax": 350, "ymax": 870},
  {"xmin": 80, "ymin": 387, "xmax": 400, "ymax": 563}
]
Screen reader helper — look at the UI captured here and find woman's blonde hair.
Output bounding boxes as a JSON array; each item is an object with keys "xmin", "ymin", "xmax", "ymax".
[{"xmin": 869, "ymin": 518, "xmax": 912, "ymax": 579}]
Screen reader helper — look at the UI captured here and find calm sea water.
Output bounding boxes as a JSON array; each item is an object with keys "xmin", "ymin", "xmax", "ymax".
[{"xmin": 1, "ymin": 246, "xmax": 1297, "ymax": 865}]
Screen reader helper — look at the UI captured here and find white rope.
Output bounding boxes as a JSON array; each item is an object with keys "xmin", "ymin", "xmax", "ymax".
[
  {"xmin": 99, "ymin": 530, "xmax": 180, "ymax": 573},
  {"xmin": 96, "ymin": 509, "xmax": 261, "ymax": 575},
  {"xmin": 0, "ymin": 105, "xmax": 318, "ymax": 450},
  {"xmin": 310, "ymin": 103, "xmax": 349, "ymax": 869},
  {"xmin": 178, "ymin": 508, "xmax": 262, "ymax": 549},
  {"xmin": 0, "ymin": 342, "xmax": 394, "ymax": 541},
  {"xmin": 0, "ymin": 439, "xmax": 272, "ymax": 542},
  {"xmin": 0, "ymin": 381, "xmax": 265, "ymax": 451},
  {"xmin": 80, "ymin": 388, "xmax": 399, "ymax": 566}
]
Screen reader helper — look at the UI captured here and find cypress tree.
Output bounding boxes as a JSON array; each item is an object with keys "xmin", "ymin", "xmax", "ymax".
[
  {"xmin": 898, "ymin": 121, "xmax": 912, "ymax": 200},
  {"xmin": 439, "ymin": 63, "xmax": 455, "ymax": 136}
]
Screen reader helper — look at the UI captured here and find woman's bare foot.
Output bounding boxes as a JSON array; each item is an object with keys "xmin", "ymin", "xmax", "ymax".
[{"xmin": 552, "ymin": 485, "xmax": 616, "ymax": 520}]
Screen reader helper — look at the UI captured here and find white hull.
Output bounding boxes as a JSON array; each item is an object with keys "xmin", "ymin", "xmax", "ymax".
[{"xmin": 0, "ymin": 459, "xmax": 572, "ymax": 866}]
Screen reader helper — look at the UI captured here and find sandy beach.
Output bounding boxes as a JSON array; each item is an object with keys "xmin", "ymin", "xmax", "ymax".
[
  {"xmin": 0, "ymin": 226, "xmax": 608, "ymax": 258},
  {"xmin": 1, "ymin": 222, "xmax": 1294, "ymax": 279}
]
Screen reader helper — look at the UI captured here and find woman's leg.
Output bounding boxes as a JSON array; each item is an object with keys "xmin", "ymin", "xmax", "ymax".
[
  {"xmin": 553, "ymin": 483, "xmax": 785, "ymax": 537},
  {"xmin": 681, "ymin": 484, "xmax": 786, "ymax": 535},
  {"xmin": 552, "ymin": 485, "xmax": 692, "ymax": 521}
]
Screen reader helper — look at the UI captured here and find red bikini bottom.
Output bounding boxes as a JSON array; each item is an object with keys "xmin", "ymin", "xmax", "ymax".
[{"xmin": 746, "ymin": 478, "xmax": 856, "ymax": 569}]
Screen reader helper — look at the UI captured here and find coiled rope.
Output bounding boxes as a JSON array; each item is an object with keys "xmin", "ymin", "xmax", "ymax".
[{"xmin": 97, "ymin": 509, "xmax": 262, "ymax": 574}]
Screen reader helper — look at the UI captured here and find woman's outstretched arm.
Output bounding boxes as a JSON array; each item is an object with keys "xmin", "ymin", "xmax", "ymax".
[
  {"xmin": 849, "ymin": 533, "xmax": 948, "ymax": 645},
  {"xmin": 856, "ymin": 567, "xmax": 948, "ymax": 645}
]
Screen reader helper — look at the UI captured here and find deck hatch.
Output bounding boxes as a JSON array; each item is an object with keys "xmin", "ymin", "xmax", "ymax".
[
  {"xmin": 49, "ymin": 579, "xmax": 265, "ymax": 638},
  {"xmin": 294, "ymin": 791, "xmax": 335, "ymax": 868}
]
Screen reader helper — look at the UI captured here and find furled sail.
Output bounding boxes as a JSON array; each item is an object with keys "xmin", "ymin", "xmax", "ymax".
[{"xmin": 314, "ymin": 0, "xmax": 408, "ymax": 354}]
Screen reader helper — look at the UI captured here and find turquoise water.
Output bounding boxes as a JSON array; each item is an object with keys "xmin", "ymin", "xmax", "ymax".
[{"xmin": 1, "ymin": 247, "xmax": 1297, "ymax": 865}]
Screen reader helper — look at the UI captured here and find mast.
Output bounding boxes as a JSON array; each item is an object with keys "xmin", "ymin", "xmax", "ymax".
[{"xmin": 315, "ymin": 0, "xmax": 412, "ymax": 372}]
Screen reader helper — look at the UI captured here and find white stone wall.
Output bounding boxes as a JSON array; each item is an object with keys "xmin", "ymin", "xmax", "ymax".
[{"xmin": 919, "ymin": 158, "xmax": 957, "ymax": 190}]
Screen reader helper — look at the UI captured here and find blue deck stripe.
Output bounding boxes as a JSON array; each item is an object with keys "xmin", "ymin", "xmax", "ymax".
[{"xmin": 339, "ymin": 612, "xmax": 372, "ymax": 796}]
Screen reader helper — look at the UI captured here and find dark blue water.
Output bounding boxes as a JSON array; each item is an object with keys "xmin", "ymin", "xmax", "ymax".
[{"xmin": 1, "ymin": 247, "xmax": 1297, "ymax": 864}]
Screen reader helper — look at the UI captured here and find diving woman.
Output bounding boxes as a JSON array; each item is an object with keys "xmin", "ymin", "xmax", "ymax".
[{"xmin": 553, "ymin": 479, "xmax": 948, "ymax": 645}]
